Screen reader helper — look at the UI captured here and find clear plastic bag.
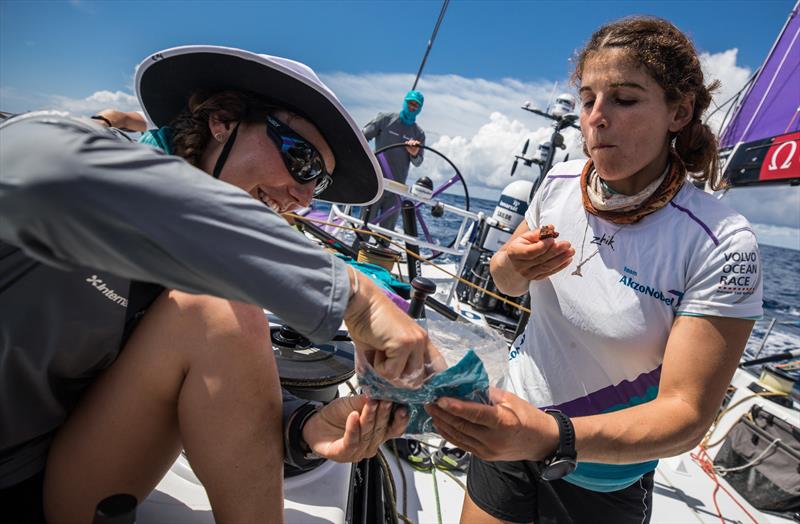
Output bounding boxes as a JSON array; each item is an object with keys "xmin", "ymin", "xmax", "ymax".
[
  {"xmin": 427, "ymin": 318, "xmax": 509, "ymax": 388},
  {"xmin": 356, "ymin": 317, "xmax": 509, "ymax": 439}
]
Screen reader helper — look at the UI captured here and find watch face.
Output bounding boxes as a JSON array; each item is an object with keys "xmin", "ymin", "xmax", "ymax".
[{"xmin": 541, "ymin": 458, "xmax": 577, "ymax": 481}]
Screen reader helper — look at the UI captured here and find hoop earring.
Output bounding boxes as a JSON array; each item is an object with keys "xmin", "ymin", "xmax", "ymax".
[{"xmin": 214, "ymin": 132, "xmax": 226, "ymax": 142}]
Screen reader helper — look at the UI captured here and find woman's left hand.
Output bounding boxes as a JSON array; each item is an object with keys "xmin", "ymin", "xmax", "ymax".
[
  {"xmin": 302, "ymin": 396, "xmax": 408, "ymax": 463},
  {"xmin": 425, "ymin": 387, "xmax": 559, "ymax": 462}
]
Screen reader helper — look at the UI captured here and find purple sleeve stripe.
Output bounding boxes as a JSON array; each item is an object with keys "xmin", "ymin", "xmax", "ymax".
[
  {"xmin": 545, "ymin": 366, "xmax": 662, "ymax": 418},
  {"xmin": 669, "ymin": 201, "xmax": 720, "ymax": 246},
  {"xmin": 549, "ymin": 174, "xmax": 581, "ymax": 179}
]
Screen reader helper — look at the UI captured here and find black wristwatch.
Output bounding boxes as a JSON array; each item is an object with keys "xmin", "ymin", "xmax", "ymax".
[
  {"xmin": 540, "ymin": 409, "xmax": 577, "ymax": 481},
  {"xmin": 285, "ymin": 403, "xmax": 323, "ymax": 467}
]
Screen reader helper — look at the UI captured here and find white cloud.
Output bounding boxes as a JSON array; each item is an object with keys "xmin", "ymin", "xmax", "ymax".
[
  {"xmin": 326, "ymin": 71, "xmax": 583, "ymax": 196},
  {"xmin": 720, "ymin": 185, "xmax": 800, "ymax": 230},
  {"xmin": 325, "ymin": 71, "xmax": 566, "ymax": 142},
  {"xmin": 431, "ymin": 112, "xmax": 583, "ymax": 194},
  {"xmin": 328, "ymin": 50, "xmax": 798, "ymax": 243},
  {"xmin": 48, "ymin": 90, "xmax": 141, "ymax": 116},
  {"xmin": 699, "ymin": 49, "xmax": 753, "ymax": 135},
  {"xmin": 750, "ymin": 223, "xmax": 800, "ymax": 251},
  {"xmin": 4, "ymin": 48, "xmax": 794, "ymax": 244}
]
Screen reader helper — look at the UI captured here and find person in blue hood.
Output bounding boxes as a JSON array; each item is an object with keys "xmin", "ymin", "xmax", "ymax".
[{"xmin": 361, "ymin": 90, "xmax": 426, "ymax": 230}]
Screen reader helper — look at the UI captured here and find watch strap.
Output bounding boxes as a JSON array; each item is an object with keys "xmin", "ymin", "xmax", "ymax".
[
  {"xmin": 544, "ymin": 409, "xmax": 577, "ymax": 460},
  {"xmin": 284, "ymin": 402, "xmax": 324, "ymax": 468}
]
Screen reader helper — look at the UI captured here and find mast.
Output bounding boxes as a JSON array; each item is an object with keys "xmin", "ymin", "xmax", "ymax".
[{"xmin": 412, "ymin": 0, "xmax": 450, "ymax": 90}]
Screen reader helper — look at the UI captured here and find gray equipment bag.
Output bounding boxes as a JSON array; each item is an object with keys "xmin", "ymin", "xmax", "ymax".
[{"xmin": 714, "ymin": 404, "xmax": 800, "ymax": 516}]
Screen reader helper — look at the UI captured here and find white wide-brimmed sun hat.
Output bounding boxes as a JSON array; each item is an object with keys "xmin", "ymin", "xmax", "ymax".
[{"xmin": 135, "ymin": 45, "xmax": 382, "ymax": 205}]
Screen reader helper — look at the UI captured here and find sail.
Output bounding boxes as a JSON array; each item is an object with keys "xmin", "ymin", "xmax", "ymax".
[{"xmin": 720, "ymin": 1, "xmax": 800, "ymax": 186}]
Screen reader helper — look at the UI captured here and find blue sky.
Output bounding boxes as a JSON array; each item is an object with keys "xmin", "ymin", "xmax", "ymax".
[{"xmin": 1, "ymin": 0, "xmax": 798, "ymax": 249}]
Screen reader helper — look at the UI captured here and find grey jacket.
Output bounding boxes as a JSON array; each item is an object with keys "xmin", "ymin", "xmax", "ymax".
[
  {"xmin": 362, "ymin": 112, "xmax": 425, "ymax": 184},
  {"xmin": 0, "ymin": 113, "xmax": 350, "ymax": 486}
]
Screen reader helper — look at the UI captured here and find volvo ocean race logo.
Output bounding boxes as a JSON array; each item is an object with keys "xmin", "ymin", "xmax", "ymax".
[
  {"xmin": 619, "ymin": 267, "xmax": 683, "ymax": 307},
  {"xmin": 717, "ymin": 250, "xmax": 758, "ymax": 295},
  {"xmin": 85, "ymin": 275, "xmax": 128, "ymax": 307}
]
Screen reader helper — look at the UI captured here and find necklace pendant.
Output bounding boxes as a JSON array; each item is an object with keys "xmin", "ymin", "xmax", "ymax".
[{"xmin": 571, "ymin": 267, "xmax": 583, "ymax": 277}]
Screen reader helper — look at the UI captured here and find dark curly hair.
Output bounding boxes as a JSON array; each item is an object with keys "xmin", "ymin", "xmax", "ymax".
[
  {"xmin": 572, "ymin": 17, "xmax": 724, "ymax": 190},
  {"xmin": 170, "ymin": 90, "xmax": 279, "ymax": 167}
]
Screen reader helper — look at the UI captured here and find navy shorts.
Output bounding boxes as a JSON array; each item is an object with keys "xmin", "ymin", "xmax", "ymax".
[{"xmin": 467, "ymin": 455, "xmax": 653, "ymax": 524}]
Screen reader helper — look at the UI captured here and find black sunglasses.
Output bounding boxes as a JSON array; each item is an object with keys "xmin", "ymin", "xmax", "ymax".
[{"xmin": 265, "ymin": 115, "xmax": 332, "ymax": 197}]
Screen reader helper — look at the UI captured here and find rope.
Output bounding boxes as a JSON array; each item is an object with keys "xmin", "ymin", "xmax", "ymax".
[
  {"xmin": 345, "ymin": 379, "xmax": 358, "ymax": 396},
  {"xmin": 286, "ymin": 212, "xmax": 531, "ymax": 314},
  {"xmin": 688, "ymin": 389, "xmax": 790, "ymax": 524},
  {"xmin": 690, "ymin": 445, "xmax": 760, "ymax": 524},
  {"xmin": 715, "ymin": 438, "xmax": 782, "ymax": 475},
  {"xmin": 391, "ymin": 439, "xmax": 412, "ymax": 523},
  {"xmin": 375, "ymin": 449, "xmax": 401, "ymax": 524},
  {"xmin": 430, "ymin": 466, "xmax": 443, "ymax": 524},
  {"xmin": 702, "ymin": 391, "xmax": 788, "ymax": 449},
  {"xmin": 435, "ymin": 465, "xmax": 467, "ymax": 491},
  {"xmin": 416, "ymin": 440, "xmax": 467, "ymax": 491}
]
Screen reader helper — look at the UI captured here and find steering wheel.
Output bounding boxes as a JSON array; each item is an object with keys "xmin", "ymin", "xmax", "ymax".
[{"xmin": 359, "ymin": 142, "xmax": 470, "ymax": 261}]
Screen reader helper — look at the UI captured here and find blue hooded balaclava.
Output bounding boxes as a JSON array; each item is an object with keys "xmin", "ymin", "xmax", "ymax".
[{"xmin": 399, "ymin": 90, "xmax": 424, "ymax": 125}]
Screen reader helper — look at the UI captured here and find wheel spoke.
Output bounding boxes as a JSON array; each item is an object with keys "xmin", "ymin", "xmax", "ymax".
[{"xmin": 356, "ymin": 142, "xmax": 471, "ymax": 261}]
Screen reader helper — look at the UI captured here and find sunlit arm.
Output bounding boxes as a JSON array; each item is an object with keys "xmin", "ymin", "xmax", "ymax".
[
  {"xmin": 572, "ymin": 315, "xmax": 754, "ymax": 463},
  {"xmin": 95, "ymin": 109, "xmax": 148, "ymax": 132},
  {"xmin": 426, "ymin": 315, "xmax": 754, "ymax": 465},
  {"xmin": 490, "ymin": 222, "xmax": 535, "ymax": 296}
]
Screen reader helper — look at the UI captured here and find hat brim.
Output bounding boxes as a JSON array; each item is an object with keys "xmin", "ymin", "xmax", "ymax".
[{"xmin": 135, "ymin": 46, "xmax": 382, "ymax": 205}]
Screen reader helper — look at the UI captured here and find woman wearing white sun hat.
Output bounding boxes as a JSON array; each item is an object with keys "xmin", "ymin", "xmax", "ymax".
[{"xmin": 0, "ymin": 45, "xmax": 437, "ymax": 523}]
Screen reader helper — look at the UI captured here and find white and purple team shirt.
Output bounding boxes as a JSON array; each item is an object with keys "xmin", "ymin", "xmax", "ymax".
[{"xmin": 502, "ymin": 160, "xmax": 763, "ymax": 492}]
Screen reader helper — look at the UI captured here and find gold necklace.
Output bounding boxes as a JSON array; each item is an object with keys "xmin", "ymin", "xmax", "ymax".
[{"xmin": 571, "ymin": 219, "xmax": 625, "ymax": 277}]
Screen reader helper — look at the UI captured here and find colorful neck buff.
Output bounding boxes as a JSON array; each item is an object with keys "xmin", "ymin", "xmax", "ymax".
[
  {"xmin": 581, "ymin": 150, "xmax": 686, "ymax": 224},
  {"xmin": 399, "ymin": 90, "xmax": 424, "ymax": 125}
]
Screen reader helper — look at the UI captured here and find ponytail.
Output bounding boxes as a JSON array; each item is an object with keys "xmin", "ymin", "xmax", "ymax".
[{"xmin": 675, "ymin": 119, "xmax": 722, "ymax": 190}]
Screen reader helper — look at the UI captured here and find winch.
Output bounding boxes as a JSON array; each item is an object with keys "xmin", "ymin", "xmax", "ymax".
[
  {"xmin": 271, "ymin": 322, "xmax": 357, "ymax": 478},
  {"xmin": 271, "ymin": 323, "xmax": 355, "ymax": 403}
]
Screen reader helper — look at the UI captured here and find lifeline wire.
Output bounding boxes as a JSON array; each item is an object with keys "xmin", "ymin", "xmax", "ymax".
[{"xmin": 286, "ymin": 212, "xmax": 532, "ymax": 314}]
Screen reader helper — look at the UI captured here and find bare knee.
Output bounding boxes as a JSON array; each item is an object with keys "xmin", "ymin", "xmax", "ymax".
[
  {"xmin": 167, "ymin": 291, "xmax": 270, "ymax": 353},
  {"xmin": 163, "ymin": 291, "xmax": 281, "ymax": 414}
]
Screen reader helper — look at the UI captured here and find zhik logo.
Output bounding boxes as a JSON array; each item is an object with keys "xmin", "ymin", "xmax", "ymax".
[{"xmin": 591, "ymin": 233, "xmax": 616, "ymax": 250}]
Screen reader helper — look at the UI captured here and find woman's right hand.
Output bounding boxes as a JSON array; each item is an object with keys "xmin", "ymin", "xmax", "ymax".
[
  {"xmin": 343, "ymin": 272, "xmax": 443, "ymax": 385},
  {"xmin": 491, "ymin": 223, "xmax": 574, "ymax": 295}
]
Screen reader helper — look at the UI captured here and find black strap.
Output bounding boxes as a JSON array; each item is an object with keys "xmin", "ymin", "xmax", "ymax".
[
  {"xmin": 212, "ymin": 122, "xmax": 241, "ymax": 179},
  {"xmin": 545, "ymin": 409, "xmax": 577, "ymax": 459},
  {"xmin": 90, "ymin": 115, "xmax": 113, "ymax": 127}
]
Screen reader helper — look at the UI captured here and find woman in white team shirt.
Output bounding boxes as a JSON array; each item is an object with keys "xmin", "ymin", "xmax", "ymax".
[{"xmin": 427, "ymin": 17, "xmax": 762, "ymax": 524}]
